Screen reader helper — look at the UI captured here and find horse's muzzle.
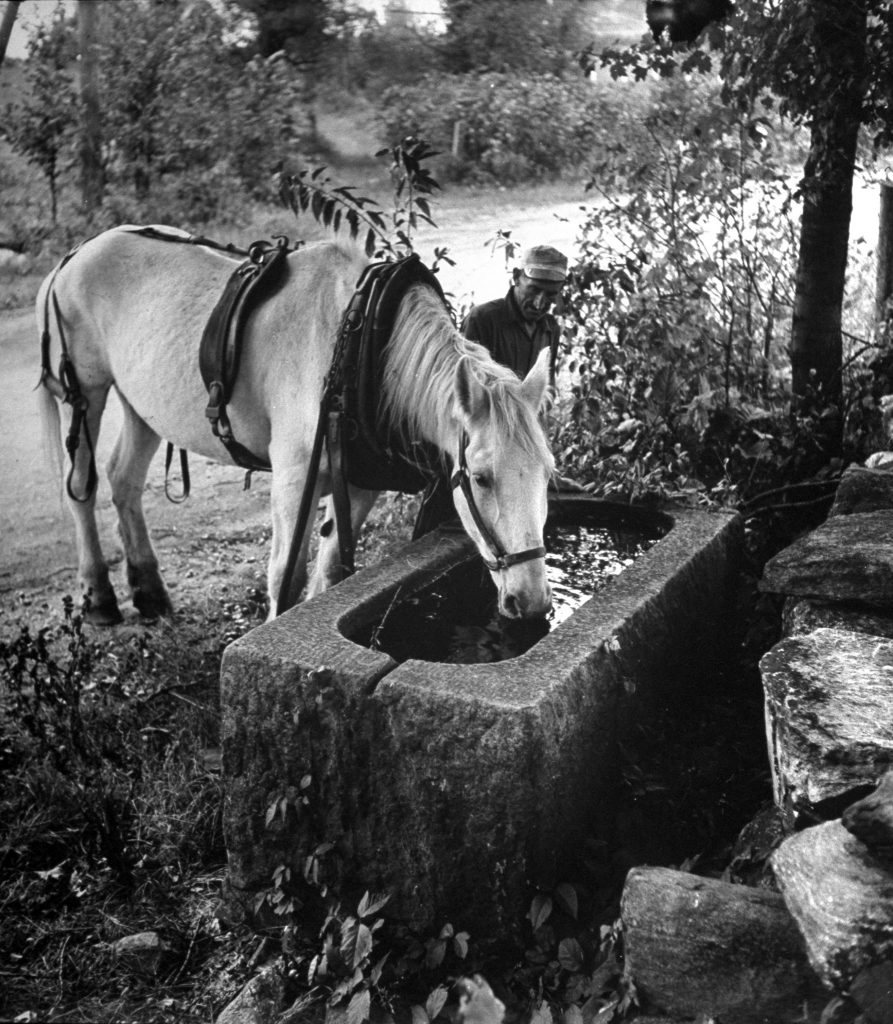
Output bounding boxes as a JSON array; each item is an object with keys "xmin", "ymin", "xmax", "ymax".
[{"xmin": 499, "ymin": 578, "xmax": 552, "ymax": 620}]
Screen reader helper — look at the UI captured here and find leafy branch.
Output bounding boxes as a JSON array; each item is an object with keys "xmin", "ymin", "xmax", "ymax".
[
  {"xmin": 277, "ymin": 165, "xmax": 389, "ymax": 258},
  {"xmin": 276, "ymin": 136, "xmax": 454, "ymax": 272}
]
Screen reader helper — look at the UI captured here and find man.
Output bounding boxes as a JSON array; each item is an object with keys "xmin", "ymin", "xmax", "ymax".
[
  {"xmin": 412, "ymin": 245, "xmax": 568, "ymax": 538},
  {"xmin": 462, "ymin": 244, "xmax": 568, "ymax": 381}
]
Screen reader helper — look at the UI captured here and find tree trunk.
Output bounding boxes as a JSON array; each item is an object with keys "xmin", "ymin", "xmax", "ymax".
[
  {"xmin": 789, "ymin": 1, "xmax": 867, "ymax": 454},
  {"xmin": 877, "ymin": 182, "xmax": 893, "ymax": 332},
  {"xmin": 0, "ymin": 0, "xmax": 22, "ymax": 68},
  {"xmin": 77, "ymin": 0, "xmax": 104, "ymax": 216}
]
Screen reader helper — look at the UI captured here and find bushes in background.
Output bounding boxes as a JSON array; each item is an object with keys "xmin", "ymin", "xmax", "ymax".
[{"xmin": 378, "ymin": 72, "xmax": 638, "ymax": 184}]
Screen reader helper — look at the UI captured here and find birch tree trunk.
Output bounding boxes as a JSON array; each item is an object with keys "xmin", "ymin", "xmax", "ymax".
[
  {"xmin": 0, "ymin": 0, "xmax": 22, "ymax": 68},
  {"xmin": 78, "ymin": 0, "xmax": 104, "ymax": 216}
]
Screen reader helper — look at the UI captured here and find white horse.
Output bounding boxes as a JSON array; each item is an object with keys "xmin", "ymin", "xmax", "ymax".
[{"xmin": 37, "ymin": 226, "xmax": 554, "ymax": 625}]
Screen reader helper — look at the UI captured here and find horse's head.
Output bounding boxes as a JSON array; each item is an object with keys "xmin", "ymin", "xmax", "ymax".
[{"xmin": 452, "ymin": 348, "xmax": 554, "ymax": 620}]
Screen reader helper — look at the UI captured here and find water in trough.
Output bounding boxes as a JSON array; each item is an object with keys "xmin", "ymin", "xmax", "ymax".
[{"xmin": 361, "ymin": 503, "xmax": 669, "ymax": 664}]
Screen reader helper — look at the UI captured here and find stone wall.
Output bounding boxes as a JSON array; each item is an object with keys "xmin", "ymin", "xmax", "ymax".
[{"xmin": 621, "ymin": 465, "xmax": 893, "ymax": 1023}]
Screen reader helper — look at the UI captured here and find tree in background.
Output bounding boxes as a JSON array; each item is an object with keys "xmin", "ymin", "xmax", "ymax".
[
  {"xmin": 4, "ymin": 0, "xmax": 309, "ymax": 225},
  {"xmin": 0, "ymin": 0, "xmax": 22, "ymax": 68},
  {"xmin": 720, "ymin": 0, "xmax": 890, "ymax": 452},
  {"xmin": 77, "ymin": 0, "xmax": 103, "ymax": 216},
  {"xmin": 593, "ymin": 0, "xmax": 893, "ymax": 459},
  {"xmin": 441, "ymin": 0, "xmax": 587, "ymax": 75},
  {"xmin": 233, "ymin": 0, "xmax": 330, "ymax": 143},
  {"xmin": 2, "ymin": 6, "xmax": 77, "ymax": 223}
]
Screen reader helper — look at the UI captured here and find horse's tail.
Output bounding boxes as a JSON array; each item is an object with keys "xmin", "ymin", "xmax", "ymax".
[
  {"xmin": 35, "ymin": 268, "xmax": 66, "ymax": 494},
  {"xmin": 37, "ymin": 376, "xmax": 65, "ymax": 492}
]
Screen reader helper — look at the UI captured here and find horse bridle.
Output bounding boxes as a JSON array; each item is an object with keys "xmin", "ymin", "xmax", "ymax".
[{"xmin": 450, "ymin": 432, "xmax": 546, "ymax": 572}]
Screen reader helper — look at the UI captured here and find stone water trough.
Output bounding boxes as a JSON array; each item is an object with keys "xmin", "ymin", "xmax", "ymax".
[{"xmin": 221, "ymin": 497, "xmax": 741, "ymax": 932}]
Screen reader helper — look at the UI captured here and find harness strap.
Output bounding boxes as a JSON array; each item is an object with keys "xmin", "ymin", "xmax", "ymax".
[
  {"xmin": 326, "ymin": 408, "xmax": 355, "ymax": 580},
  {"xmin": 450, "ymin": 433, "xmax": 546, "ymax": 573},
  {"xmin": 200, "ymin": 238, "xmax": 290, "ymax": 473},
  {"xmin": 164, "ymin": 443, "xmax": 191, "ymax": 503},
  {"xmin": 277, "ymin": 401, "xmax": 328, "ymax": 614}
]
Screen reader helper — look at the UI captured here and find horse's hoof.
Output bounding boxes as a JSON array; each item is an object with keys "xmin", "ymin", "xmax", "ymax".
[
  {"xmin": 133, "ymin": 589, "xmax": 173, "ymax": 620},
  {"xmin": 85, "ymin": 599, "xmax": 124, "ymax": 626}
]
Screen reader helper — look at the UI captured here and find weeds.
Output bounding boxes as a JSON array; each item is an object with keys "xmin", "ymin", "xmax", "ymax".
[{"xmin": 0, "ymin": 593, "xmax": 247, "ymax": 1022}]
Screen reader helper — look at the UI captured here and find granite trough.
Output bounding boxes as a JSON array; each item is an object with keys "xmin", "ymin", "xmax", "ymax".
[{"xmin": 221, "ymin": 497, "xmax": 742, "ymax": 932}]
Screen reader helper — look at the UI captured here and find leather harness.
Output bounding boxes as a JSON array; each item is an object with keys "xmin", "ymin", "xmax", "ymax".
[{"xmin": 449, "ymin": 434, "xmax": 546, "ymax": 572}]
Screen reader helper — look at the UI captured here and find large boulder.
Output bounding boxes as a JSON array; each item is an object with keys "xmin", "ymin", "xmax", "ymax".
[
  {"xmin": 760, "ymin": 627, "xmax": 893, "ymax": 826},
  {"xmin": 760, "ymin": 511, "xmax": 893, "ymax": 610},
  {"xmin": 621, "ymin": 866, "xmax": 825, "ymax": 1023},
  {"xmin": 772, "ymin": 819, "xmax": 893, "ymax": 1020},
  {"xmin": 781, "ymin": 597, "xmax": 893, "ymax": 640},
  {"xmin": 829, "ymin": 465, "xmax": 893, "ymax": 517}
]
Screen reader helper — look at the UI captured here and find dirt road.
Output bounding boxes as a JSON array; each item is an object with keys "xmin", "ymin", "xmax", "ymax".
[{"xmin": 0, "ymin": 196, "xmax": 581, "ymax": 624}]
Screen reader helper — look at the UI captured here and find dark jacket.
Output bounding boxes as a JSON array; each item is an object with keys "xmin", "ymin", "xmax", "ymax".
[{"xmin": 461, "ymin": 287, "xmax": 559, "ymax": 379}]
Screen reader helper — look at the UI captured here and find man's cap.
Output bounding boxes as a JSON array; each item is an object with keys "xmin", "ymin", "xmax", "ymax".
[{"xmin": 521, "ymin": 245, "xmax": 568, "ymax": 282}]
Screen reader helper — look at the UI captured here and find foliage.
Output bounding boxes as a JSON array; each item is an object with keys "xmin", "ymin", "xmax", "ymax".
[
  {"xmin": 585, "ymin": 0, "xmax": 893, "ymax": 434},
  {"xmin": 552, "ymin": 74, "xmax": 862, "ymax": 506},
  {"xmin": 0, "ymin": 591, "xmax": 256, "ymax": 1022},
  {"xmin": 95, "ymin": 0, "xmax": 303, "ymax": 212},
  {"xmin": 277, "ymin": 136, "xmax": 453, "ymax": 269},
  {"xmin": 2, "ymin": 9, "xmax": 78, "ymax": 223},
  {"xmin": 717, "ymin": 0, "xmax": 893, "ymax": 155},
  {"xmin": 440, "ymin": 0, "xmax": 587, "ymax": 76},
  {"xmin": 327, "ymin": 18, "xmax": 441, "ymax": 94},
  {"xmin": 231, "ymin": 0, "xmax": 370, "ymax": 61},
  {"xmin": 0, "ymin": 596, "xmax": 143, "ymax": 886},
  {"xmin": 378, "ymin": 72, "xmax": 621, "ymax": 185},
  {"xmin": 6, "ymin": 0, "xmax": 309, "ymax": 227},
  {"xmin": 588, "ymin": 0, "xmax": 893, "ymax": 154}
]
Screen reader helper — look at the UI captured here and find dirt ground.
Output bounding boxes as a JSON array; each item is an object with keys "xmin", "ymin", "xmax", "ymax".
[{"xmin": 0, "ymin": 192, "xmax": 581, "ymax": 629}]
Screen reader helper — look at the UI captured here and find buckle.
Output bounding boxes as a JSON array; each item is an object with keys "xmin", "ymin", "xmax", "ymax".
[{"xmin": 205, "ymin": 381, "xmax": 223, "ymax": 421}]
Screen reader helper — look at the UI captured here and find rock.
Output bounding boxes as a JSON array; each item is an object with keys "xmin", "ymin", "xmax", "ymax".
[
  {"xmin": 781, "ymin": 596, "xmax": 893, "ymax": 640},
  {"xmin": 864, "ymin": 452, "xmax": 893, "ymax": 470},
  {"xmin": 727, "ymin": 803, "xmax": 787, "ymax": 886},
  {"xmin": 620, "ymin": 866, "xmax": 825, "ymax": 1023},
  {"xmin": 760, "ymin": 511, "xmax": 893, "ymax": 610},
  {"xmin": 760, "ymin": 627, "xmax": 893, "ymax": 826},
  {"xmin": 830, "ymin": 465, "xmax": 893, "ymax": 516},
  {"xmin": 215, "ymin": 965, "xmax": 286, "ymax": 1024},
  {"xmin": 111, "ymin": 931, "xmax": 166, "ymax": 976},
  {"xmin": 0, "ymin": 247, "xmax": 31, "ymax": 274},
  {"xmin": 849, "ymin": 960, "xmax": 893, "ymax": 1024},
  {"xmin": 842, "ymin": 768, "xmax": 893, "ymax": 861},
  {"xmin": 772, "ymin": 819, "xmax": 893, "ymax": 994}
]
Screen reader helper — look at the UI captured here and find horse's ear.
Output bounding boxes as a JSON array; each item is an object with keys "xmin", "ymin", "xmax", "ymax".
[
  {"xmin": 520, "ymin": 347, "xmax": 550, "ymax": 411},
  {"xmin": 455, "ymin": 355, "xmax": 489, "ymax": 420}
]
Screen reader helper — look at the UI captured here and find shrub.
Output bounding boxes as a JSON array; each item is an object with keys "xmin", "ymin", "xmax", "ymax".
[
  {"xmin": 378, "ymin": 72, "xmax": 626, "ymax": 184},
  {"xmin": 554, "ymin": 76, "xmax": 813, "ymax": 505}
]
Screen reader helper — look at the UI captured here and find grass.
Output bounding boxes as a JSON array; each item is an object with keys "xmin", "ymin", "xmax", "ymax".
[{"xmin": 0, "ymin": 598, "xmax": 251, "ymax": 1022}]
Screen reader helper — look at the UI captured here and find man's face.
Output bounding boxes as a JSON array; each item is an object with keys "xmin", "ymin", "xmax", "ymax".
[{"xmin": 513, "ymin": 271, "xmax": 563, "ymax": 322}]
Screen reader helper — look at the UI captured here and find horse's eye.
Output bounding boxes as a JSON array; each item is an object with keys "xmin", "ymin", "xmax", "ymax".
[{"xmin": 473, "ymin": 473, "xmax": 492, "ymax": 489}]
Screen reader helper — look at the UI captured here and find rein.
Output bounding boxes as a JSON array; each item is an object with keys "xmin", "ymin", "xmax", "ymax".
[{"xmin": 450, "ymin": 432, "xmax": 546, "ymax": 572}]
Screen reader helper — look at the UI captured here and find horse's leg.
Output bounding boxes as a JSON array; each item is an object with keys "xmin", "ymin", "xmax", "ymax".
[
  {"xmin": 267, "ymin": 459, "xmax": 325, "ymax": 618},
  {"xmin": 106, "ymin": 395, "xmax": 171, "ymax": 619},
  {"xmin": 306, "ymin": 487, "xmax": 380, "ymax": 600},
  {"xmin": 62, "ymin": 386, "xmax": 123, "ymax": 625}
]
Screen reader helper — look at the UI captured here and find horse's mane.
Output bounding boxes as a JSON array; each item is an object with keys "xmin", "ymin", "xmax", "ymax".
[{"xmin": 379, "ymin": 283, "xmax": 554, "ymax": 471}]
